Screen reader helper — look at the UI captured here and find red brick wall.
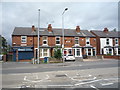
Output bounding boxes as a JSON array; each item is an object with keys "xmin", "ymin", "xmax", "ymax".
[
  {"xmin": 104, "ymin": 55, "xmax": 120, "ymax": 60},
  {"xmin": 48, "ymin": 36, "xmax": 55, "ymax": 46},
  {"xmin": 64, "ymin": 37, "xmax": 74, "ymax": 48},
  {"xmin": 90, "ymin": 37, "xmax": 96, "ymax": 47},
  {"xmin": 80, "ymin": 37, "xmax": 85, "ymax": 46},
  {"xmin": 12, "ymin": 36, "xmax": 21, "ymax": 46},
  {"xmin": 12, "ymin": 36, "xmax": 96, "ymax": 48}
]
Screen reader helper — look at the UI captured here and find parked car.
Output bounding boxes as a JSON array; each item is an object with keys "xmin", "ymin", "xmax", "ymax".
[
  {"xmin": 0, "ymin": 55, "xmax": 3, "ymax": 60},
  {"xmin": 64, "ymin": 54, "xmax": 75, "ymax": 61}
]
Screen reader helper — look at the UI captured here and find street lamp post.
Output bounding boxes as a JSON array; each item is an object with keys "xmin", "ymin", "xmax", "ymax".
[
  {"xmin": 37, "ymin": 9, "xmax": 40, "ymax": 64},
  {"xmin": 62, "ymin": 8, "xmax": 68, "ymax": 63}
]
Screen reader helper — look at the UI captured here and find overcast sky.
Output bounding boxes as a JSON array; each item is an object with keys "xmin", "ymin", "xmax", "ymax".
[{"xmin": 1, "ymin": 1, "xmax": 118, "ymax": 45}]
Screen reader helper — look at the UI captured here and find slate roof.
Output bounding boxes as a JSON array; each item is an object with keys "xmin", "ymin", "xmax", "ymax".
[
  {"xmin": 91, "ymin": 30, "xmax": 120, "ymax": 38},
  {"xmin": 12, "ymin": 27, "xmax": 95, "ymax": 37}
]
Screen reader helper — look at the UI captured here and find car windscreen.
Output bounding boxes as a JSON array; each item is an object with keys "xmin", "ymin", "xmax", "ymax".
[{"xmin": 68, "ymin": 55, "xmax": 73, "ymax": 56}]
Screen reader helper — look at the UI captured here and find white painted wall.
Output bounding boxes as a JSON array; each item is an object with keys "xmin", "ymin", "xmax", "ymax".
[{"xmin": 100, "ymin": 38, "xmax": 113, "ymax": 54}]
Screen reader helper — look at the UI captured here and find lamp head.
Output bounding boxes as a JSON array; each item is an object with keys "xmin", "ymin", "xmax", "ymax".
[{"xmin": 65, "ymin": 8, "xmax": 68, "ymax": 11}]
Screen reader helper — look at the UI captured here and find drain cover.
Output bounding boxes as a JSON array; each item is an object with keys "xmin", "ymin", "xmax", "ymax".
[{"xmin": 55, "ymin": 74, "xmax": 67, "ymax": 77}]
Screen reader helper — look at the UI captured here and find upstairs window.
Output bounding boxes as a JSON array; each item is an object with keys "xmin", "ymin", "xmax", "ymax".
[
  {"xmin": 21, "ymin": 36, "xmax": 27, "ymax": 43},
  {"xmin": 56, "ymin": 37, "xmax": 60, "ymax": 45},
  {"xmin": 75, "ymin": 37, "xmax": 79, "ymax": 44},
  {"xmin": 115, "ymin": 38, "xmax": 118, "ymax": 45},
  {"xmin": 43, "ymin": 36, "xmax": 47, "ymax": 45},
  {"xmin": 86, "ymin": 37, "xmax": 90, "ymax": 45},
  {"xmin": 106, "ymin": 38, "xmax": 109, "ymax": 45}
]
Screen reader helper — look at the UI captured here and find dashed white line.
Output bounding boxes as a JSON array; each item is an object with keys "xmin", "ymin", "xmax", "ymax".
[
  {"xmin": 90, "ymin": 85, "xmax": 99, "ymax": 90},
  {"xmin": 47, "ymin": 85, "xmax": 74, "ymax": 87},
  {"xmin": 24, "ymin": 76, "xmax": 27, "ymax": 81},
  {"xmin": 45, "ymin": 75, "xmax": 49, "ymax": 80},
  {"xmin": 75, "ymin": 79, "xmax": 102, "ymax": 86},
  {"xmin": 101, "ymin": 83, "xmax": 113, "ymax": 86}
]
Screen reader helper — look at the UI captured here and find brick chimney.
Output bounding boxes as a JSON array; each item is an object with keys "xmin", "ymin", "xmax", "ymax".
[
  {"xmin": 48, "ymin": 24, "xmax": 52, "ymax": 32},
  {"xmin": 76, "ymin": 26, "xmax": 80, "ymax": 33},
  {"xmin": 32, "ymin": 25, "xmax": 35, "ymax": 32},
  {"xmin": 103, "ymin": 28, "xmax": 109, "ymax": 33}
]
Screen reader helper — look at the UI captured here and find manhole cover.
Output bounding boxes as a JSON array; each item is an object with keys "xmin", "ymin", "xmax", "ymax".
[{"xmin": 55, "ymin": 74, "xmax": 67, "ymax": 77}]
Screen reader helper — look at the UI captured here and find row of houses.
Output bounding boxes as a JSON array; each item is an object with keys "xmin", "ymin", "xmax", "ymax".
[{"xmin": 12, "ymin": 24, "xmax": 120, "ymax": 61}]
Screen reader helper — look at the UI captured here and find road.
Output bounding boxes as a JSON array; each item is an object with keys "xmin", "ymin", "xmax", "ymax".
[{"xmin": 1, "ymin": 59, "xmax": 120, "ymax": 89}]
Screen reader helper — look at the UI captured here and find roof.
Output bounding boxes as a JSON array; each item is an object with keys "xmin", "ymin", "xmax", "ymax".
[
  {"xmin": 12, "ymin": 27, "xmax": 95, "ymax": 37},
  {"xmin": 91, "ymin": 30, "xmax": 120, "ymax": 38}
]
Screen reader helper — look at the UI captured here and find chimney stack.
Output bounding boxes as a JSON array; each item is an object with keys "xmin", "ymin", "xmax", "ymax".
[
  {"xmin": 103, "ymin": 28, "xmax": 109, "ymax": 33},
  {"xmin": 48, "ymin": 24, "xmax": 52, "ymax": 32},
  {"xmin": 76, "ymin": 26, "xmax": 80, "ymax": 33},
  {"xmin": 32, "ymin": 25, "xmax": 35, "ymax": 32}
]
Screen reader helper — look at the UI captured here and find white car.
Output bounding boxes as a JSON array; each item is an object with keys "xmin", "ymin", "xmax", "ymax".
[
  {"xmin": 64, "ymin": 54, "xmax": 75, "ymax": 61},
  {"xmin": 0, "ymin": 55, "xmax": 3, "ymax": 60}
]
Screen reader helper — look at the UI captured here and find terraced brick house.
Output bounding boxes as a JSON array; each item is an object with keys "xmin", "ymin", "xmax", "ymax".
[
  {"xmin": 12, "ymin": 24, "xmax": 97, "ymax": 61},
  {"xmin": 91, "ymin": 28, "xmax": 120, "ymax": 56}
]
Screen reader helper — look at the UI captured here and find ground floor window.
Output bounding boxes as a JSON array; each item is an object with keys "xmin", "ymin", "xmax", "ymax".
[
  {"xmin": 43, "ymin": 49, "xmax": 48, "ymax": 57},
  {"xmin": 118, "ymin": 48, "xmax": 120, "ymax": 55},
  {"xmin": 77, "ymin": 49, "xmax": 80, "ymax": 56},
  {"xmin": 68, "ymin": 49, "xmax": 72, "ymax": 55},
  {"xmin": 88, "ymin": 49, "xmax": 91, "ymax": 56},
  {"xmin": 40, "ymin": 48, "xmax": 49, "ymax": 58},
  {"xmin": 93, "ymin": 48, "xmax": 96, "ymax": 56},
  {"xmin": 109, "ymin": 48, "xmax": 112, "ymax": 54}
]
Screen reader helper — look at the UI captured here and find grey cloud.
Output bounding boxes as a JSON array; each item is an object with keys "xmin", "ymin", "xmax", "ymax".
[{"xmin": 1, "ymin": 2, "xmax": 118, "ymax": 44}]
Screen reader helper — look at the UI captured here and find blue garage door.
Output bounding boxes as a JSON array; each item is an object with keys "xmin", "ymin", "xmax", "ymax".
[{"xmin": 18, "ymin": 51, "xmax": 34, "ymax": 60}]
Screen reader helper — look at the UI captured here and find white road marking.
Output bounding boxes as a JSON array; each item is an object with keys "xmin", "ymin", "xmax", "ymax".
[
  {"xmin": 47, "ymin": 85, "xmax": 74, "ymax": 87},
  {"xmin": 89, "ymin": 74, "xmax": 92, "ymax": 77},
  {"xmin": 45, "ymin": 75, "xmax": 49, "ymax": 80},
  {"xmin": 90, "ymin": 85, "xmax": 99, "ymax": 90},
  {"xmin": 93, "ymin": 77, "xmax": 97, "ymax": 79},
  {"xmin": 75, "ymin": 79, "xmax": 102, "ymax": 86},
  {"xmin": 24, "ymin": 76, "xmax": 27, "ymax": 81},
  {"xmin": 35, "ymin": 73, "xmax": 38, "ymax": 79},
  {"xmin": 75, "ymin": 77, "xmax": 119, "ymax": 86},
  {"xmin": 101, "ymin": 83, "xmax": 113, "ymax": 86}
]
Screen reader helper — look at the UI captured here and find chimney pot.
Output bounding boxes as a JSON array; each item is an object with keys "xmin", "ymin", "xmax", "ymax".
[
  {"xmin": 32, "ymin": 25, "xmax": 35, "ymax": 31},
  {"xmin": 103, "ymin": 28, "xmax": 109, "ymax": 33},
  {"xmin": 48, "ymin": 24, "xmax": 52, "ymax": 32},
  {"xmin": 76, "ymin": 26, "xmax": 80, "ymax": 33}
]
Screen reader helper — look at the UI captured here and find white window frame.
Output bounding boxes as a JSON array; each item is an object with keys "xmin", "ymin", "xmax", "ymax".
[
  {"xmin": 75, "ymin": 37, "xmax": 79, "ymax": 45},
  {"xmin": 115, "ymin": 38, "xmax": 118, "ymax": 45},
  {"xmin": 42, "ymin": 36, "xmax": 48, "ymax": 46},
  {"xmin": 21, "ymin": 36, "xmax": 27, "ymax": 43},
  {"xmin": 106, "ymin": 38, "xmax": 109, "ymax": 45},
  {"xmin": 75, "ymin": 48, "xmax": 82, "ymax": 57},
  {"xmin": 40, "ymin": 48, "xmax": 50, "ymax": 58},
  {"xmin": 56, "ymin": 36, "xmax": 61, "ymax": 45},
  {"xmin": 86, "ymin": 37, "xmax": 90, "ymax": 45}
]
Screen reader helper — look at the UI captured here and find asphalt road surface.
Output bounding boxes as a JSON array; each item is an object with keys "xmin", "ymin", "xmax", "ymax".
[{"xmin": 1, "ymin": 59, "xmax": 120, "ymax": 89}]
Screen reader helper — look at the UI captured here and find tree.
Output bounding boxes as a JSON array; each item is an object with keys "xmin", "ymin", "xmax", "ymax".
[
  {"xmin": 1, "ymin": 36, "xmax": 8, "ymax": 54},
  {"xmin": 54, "ymin": 46, "xmax": 62, "ymax": 59}
]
